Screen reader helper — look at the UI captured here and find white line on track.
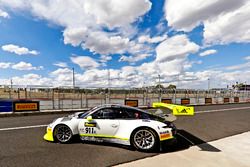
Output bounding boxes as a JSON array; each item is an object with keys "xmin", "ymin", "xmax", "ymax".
[
  {"xmin": 0, "ymin": 124, "xmax": 47, "ymax": 131},
  {"xmin": 196, "ymin": 106, "xmax": 250, "ymax": 114}
]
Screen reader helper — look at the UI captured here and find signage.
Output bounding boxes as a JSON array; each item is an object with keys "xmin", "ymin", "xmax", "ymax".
[
  {"xmin": 181, "ymin": 98, "xmax": 190, "ymax": 105},
  {"xmin": 205, "ymin": 98, "xmax": 212, "ymax": 104},
  {"xmin": 161, "ymin": 99, "xmax": 172, "ymax": 104},
  {"xmin": 125, "ymin": 100, "xmax": 138, "ymax": 107},
  {"xmin": 13, "ymin": 101, "xmax": 39, "ymax": 112},
  {"xmin": 234, "ymin": 97, "xmax": 239, "ymax": 103},
  {"xmin": 224, "ymin": 98, "xmax": 230, "ymax": 103}
]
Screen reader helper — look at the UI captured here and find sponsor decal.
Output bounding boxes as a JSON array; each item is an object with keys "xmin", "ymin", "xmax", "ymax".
[
  {"xmin": 125, "ymin": 100, "xmax": 138, "ymax": 107},
  {"xmin": 160, "ymin": 133, "xmax": 171, "ymax": 140},
  {"xmin": 13, "ymin": 101, "xmax": 39, "ymax": 112},
  {"xmin": 84, "ymin": 122, "xmax": 97, "ymax": 127},
  {"xmin": 173, "ymin": 106, "xmax": 194, "ymax": 116}
]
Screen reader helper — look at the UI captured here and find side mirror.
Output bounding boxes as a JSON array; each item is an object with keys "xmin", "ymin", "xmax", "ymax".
[{"xmin": 87, "ymin": 116, "xmax": 93, "ymax": 121}]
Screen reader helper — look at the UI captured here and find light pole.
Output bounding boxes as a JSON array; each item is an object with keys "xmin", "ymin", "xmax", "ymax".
[
  {"xmin": 72, "ymin": 68, "xmax": 75, "ymax": 89},
  {"xmin": 208, "ymin": 78, "xmax": 210, "ymax": 90}
]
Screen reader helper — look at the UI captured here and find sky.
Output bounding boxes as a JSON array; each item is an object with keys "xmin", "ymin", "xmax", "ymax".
[{"xmin": 0, "ymin": 0, "xmax": 250, "ymax": 89}]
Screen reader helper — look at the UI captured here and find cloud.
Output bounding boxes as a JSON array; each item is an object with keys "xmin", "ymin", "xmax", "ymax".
[
  {"xmin": 0, "ymin": 74, "xmax": 52, "ymax": 86},
  {"xmin": 0, "ymin": 9, "xmax": 9, "ymax": 18},
  {"xmin": 138, "ymin": 34, "xmax": 167, "ymax": 43},
  {"xmin": 71, "ymin": 56, "xmax": 100, "ymax": 69},
  {"xmin": 12, "ymin": 61, "xmax": 43, "ymax": 71},
  {"xmin": 119, "ymin": 53, "xmax": 151, "ymax": 64},
  {"xmin": 0, "ymin": 0, "xmax": 151, "ymax": 56},
  {"xmin": 156, "ymin": 34, "xmax": 200, "ymax": 62},
  {"xmin": 204, "ymin": 1, "xmax": 250, "ymax": 45},
  {"xmin": 83, "ymin": 0, "xmax": 152, "ymax": 29},
  {"xmin": 1, "ymin": 44, "xmax": 39, "ymax": 55},
  {"xmin": 226, "ymin": 62, "xmax": 250, "ymax": 71},
  {"xmin": 199, "ymin": 49, "xmax": 217, "ymax": 57},
  {"xmin": 53, "ymin": 62, "xmax": 68, "ymax": 68},
  {"xmin": 0, "ymin": 62, "xmax": 12, "ymax": 69},
  {"xmin": 165, "ymin": 0, "xmax": 250, "ymax": 45},
  {"xmin": 244, "ymin": 56, "xmax": 250, "ymax": 61}
]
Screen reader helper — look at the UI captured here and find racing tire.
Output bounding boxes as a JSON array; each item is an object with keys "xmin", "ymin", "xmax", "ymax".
[
  {"xmin": 131, "ymin": 127, "xmax": 159, "ymax": 152},
  {"xmin": 53, "ymin": 124, "xmax": 73, "ymax": 143}
]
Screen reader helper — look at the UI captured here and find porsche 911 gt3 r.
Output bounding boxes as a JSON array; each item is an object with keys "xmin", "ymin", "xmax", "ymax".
[{"xmin": 44, "ymin": 104, "xmax": 177, "ymax": 151}]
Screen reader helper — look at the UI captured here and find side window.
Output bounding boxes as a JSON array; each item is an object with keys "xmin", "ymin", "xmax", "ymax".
[
  {"xmin": 121, "ymin": 108, "xmax": 141, "ymax": 119},
  {"xmin": 91, "ymin": 108, "xmax": 116, "ymax": 119}
]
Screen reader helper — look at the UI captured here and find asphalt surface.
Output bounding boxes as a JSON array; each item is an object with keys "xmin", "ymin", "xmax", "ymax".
[{"xmin": 0, "ymin": 103, "xmax": 250, "ymax": 167}]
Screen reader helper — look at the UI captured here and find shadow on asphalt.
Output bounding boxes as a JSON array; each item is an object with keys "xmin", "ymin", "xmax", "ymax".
[
  {"xmin": 161, "ymin": 129, "xmax": 221, "ymax": 153},
  {"xmin": 67, "ymin": 129, "xmax": 221, "ymax": 153}
]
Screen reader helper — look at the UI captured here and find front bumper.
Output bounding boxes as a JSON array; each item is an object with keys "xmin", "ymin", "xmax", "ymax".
[{"xmin": 43, "ymin": 127, "xmax": 54, "ymax": 142}]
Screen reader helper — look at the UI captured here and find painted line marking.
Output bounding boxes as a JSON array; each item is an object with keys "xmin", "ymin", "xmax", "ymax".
[
  {"xmin": 0, "ymin": 125, "xmax": 47, "ymax": 131},
  {"xmin": 196, "ymin": 106, "xmax": 250, "ymax": 114}
]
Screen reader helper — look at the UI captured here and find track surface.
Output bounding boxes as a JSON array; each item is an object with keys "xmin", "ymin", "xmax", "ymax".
[{"xmin": 0, "ymin": 103, "xmax": 250, "ymax": 167}]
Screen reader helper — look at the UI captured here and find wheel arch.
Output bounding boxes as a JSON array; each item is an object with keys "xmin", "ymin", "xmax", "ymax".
[
  {"xmin": 129, "ymin": 126, "xmax": 160, "ymax": 145},
  {"xmin": 53, "ymin": 123, "xmax": 74, "ymax": 142}
]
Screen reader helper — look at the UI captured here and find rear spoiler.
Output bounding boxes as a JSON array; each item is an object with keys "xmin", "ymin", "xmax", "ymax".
[{"xmin": 152, "ymin": 102, "xmax": 194, "ymax": 116}]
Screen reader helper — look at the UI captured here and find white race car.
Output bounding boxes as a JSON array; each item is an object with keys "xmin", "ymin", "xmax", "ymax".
[{"xmin": 44, "ymin": 104, "xmax": 177, "ymax": 151}]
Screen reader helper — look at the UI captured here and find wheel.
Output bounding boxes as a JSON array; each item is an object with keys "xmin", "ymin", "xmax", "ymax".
[
  {"xmin": 54, "ymin": 124, "xmax": 73, "ymax": 143},
  {"xmin": 131, "ymin": 128, "xmax": 159, "ymax": 152}
]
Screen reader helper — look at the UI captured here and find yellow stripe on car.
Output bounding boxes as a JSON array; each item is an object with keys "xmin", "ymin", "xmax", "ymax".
[
  {"xmin": 152, "ymin": 102, "xmax": 194, "ymax": 116},
  {"xmin": 80, "ymin": 134, "xmax": 129, "ymax": 141}
]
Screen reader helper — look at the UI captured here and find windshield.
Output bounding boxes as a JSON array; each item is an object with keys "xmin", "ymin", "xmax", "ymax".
[{"xmin": 78, "ymin": 106, "xmax": 101, "ymax": 118}]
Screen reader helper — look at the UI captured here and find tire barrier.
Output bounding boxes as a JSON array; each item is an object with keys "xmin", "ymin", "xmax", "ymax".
[
  {"xmin": 161, "ymin": 98, "xmax": 172, "ymax": 104},
  {"xmin": 205, "ymin": 98, "xmax": 212, "ymax": 104},
  {"xmin": 124, "ymin": 99, "xmax": 138, "ymax": 107},
  {"xmin": 181, "ymin": 98, "xmax": 190, "ymax": 105}
]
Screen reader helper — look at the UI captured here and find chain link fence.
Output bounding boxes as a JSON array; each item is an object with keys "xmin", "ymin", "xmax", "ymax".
[{"xmin": 1, "ymin": 87, "xmax": 250, "ymax": 110}]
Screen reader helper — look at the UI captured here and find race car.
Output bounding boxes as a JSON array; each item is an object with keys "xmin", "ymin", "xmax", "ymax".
[{"xmin": 44, "ymin": 104, "xmax": 177, "ymax": 151}]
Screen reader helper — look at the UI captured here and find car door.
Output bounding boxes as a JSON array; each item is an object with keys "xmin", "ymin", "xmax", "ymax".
[{"xmin": 78, "ymin": 108, "xmax": 120, "ymax": 138}]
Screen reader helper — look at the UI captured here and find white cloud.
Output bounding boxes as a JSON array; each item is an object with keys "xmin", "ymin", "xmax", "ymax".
[
  {"xmin": 0, "ymin": 0, "xmax": 151, "ymax": 56},
  {"xmin": 244, "ymin": 56, "xmax": 250, "ymax": 61},
  {"xmin": 0, "ymin": 9, "xmax": 9, "ymax": 18},
  {"xmin": 156, "ymin": 34, "xmax": 200, "ymax": 62},
  {"xmin": 0, "ymin": 62, "xmax": 12, "ymax": 69},
  {"xmin": 199, "ymin": 49, "xmax": 217, "ymax": 57},
  {"xmin": 5, "ymin": 74, "xmax": 52, "ymax": 86},
  {"xmin": 83, "ymin": 0, "xmax": 152, "ymax": 29},
  {"xmin": 204, "ymin": 1, "xmax": 250, "ymax": 45},
  {"xmin": 1, "ymin": 44, "xmax": 39, "ymax": 55},
  {"xmin": 71, "ymin": 56, "xmax": 100, "ymax": 69},
  {"xmin": 53, "ymin": 62, "xmax": 68, "ymax": 68},
  {"xmin": 165, "ymin": 0, "xmax": 250, "ymax": 45},
  {"xmin": 138, "ymin": 34, "xmax": 167, "ymax": 43},
  {"xmin": 226, "ymin": 62, "xmax": 250, "ymax": 71},
  {"xmin": 165, "ymin": 0, "xmax": 247, "ymax": 32},
  {"xmin": 12, "ymin": 61, "xmax": 43, "ymax": 71},
  {"xmin": 119, "ymin": 53, "xmax": 151, "ymax": 64}
]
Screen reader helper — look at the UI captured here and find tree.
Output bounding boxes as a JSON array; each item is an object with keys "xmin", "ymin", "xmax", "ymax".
[{"xmin": 166, "ymin": 84, "xmax": 176, "ymax": 89}]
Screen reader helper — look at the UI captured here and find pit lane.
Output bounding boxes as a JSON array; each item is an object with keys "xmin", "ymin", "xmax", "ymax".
[{"xmin": 0, "ymin": 103, "xmax": 250, "ymax": 167}]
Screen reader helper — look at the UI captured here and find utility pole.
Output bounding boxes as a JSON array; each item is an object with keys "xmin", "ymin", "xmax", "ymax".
[
  {"xmin": 208, "ymin": 78, "xmax": 210, "ymax": 90},
  {"xmin": 72, "ymin": 68, "xmax": 75, "ymax": 89},
  {"xmin": 158, "ymin": 74, "xmax": 161, "ymax": 86},
  {"xmin": 158, "ymin": 74, "xmax": 161, "ymax": 102}
]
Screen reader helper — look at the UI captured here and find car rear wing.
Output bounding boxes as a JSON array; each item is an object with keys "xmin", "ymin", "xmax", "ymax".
[{"xmin": 152, "ymin": 102, "xmax": 194, "ymax": 116}]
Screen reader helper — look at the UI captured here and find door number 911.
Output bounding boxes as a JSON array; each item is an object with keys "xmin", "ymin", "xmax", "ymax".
[{"xmin": 85, "ymin": 127, "xmax": 96, "ymax": 134}]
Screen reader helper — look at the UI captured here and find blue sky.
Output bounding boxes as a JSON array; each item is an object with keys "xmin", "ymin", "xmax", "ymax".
[{"xmin": 0, "ymin": 0, "xmax": 250, "ymax": 89}]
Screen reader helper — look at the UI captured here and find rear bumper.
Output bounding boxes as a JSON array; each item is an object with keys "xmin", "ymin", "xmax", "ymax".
[{"xmin": 43, "ymin": 127, "xmax": 54, "ymax": 142}]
